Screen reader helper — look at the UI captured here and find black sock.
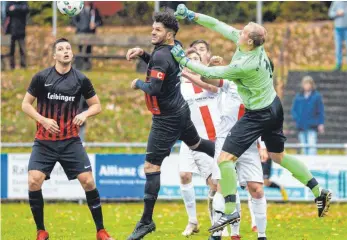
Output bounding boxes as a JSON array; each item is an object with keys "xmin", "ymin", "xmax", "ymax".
[
  {"xmin": 194, "ymin": 138, "xmax": 215, "ymax": 158},
  {"xmin": 29, "ymin": 190, "xmax": 45, "ymax": 231},
  {"xmin": 86, "ymin": 188, "xmax": 104, "ymax": 231},
  {"xmin": 269, "ymin": 182, "xmax": 281, "ymax": 189},
  {"xmin": 140, "ymin": 172, "xmax": 161, "ymax": 224}
]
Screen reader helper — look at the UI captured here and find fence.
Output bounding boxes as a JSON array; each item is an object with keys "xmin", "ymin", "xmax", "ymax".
[{"xmin": 1, "ymin": 152, "xmax": 347, "ymax": 202}]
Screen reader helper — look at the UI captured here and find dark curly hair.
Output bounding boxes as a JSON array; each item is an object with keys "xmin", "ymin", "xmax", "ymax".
[{"xmin": 153, "ymin": 10, "xmax": 179, "ymax": 36}]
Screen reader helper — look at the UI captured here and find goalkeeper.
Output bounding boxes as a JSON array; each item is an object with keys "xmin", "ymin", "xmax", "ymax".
[{"xmin": 171, "ymin": 4, "xmax": 332, "ymax": 236}]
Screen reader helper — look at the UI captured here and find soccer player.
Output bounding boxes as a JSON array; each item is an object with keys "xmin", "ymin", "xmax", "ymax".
[
  {"xmin": 185, "ymin": 41, "xmax": 269, "ymax": 240},
  {"xmin": 179, "ymin": 47, "xmax": 221, "ymax": 236},
  {"xmin": 172, "ymin": 4, "xmax": 332, "ymax": 235},
  {"xmin": 184, "ymin": 63, "xmax": 266, "ymax": 240},
  {"xmin": 125, "ymin": 11, "xmax": 215, "ymax": 240},
  {"xmin": 21, "ymin": 38, "xmax": 114, "ymax": 240}
]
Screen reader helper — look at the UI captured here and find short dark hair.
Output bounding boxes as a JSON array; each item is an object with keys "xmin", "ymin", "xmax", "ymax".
[
  {"xmin": 53, "ymin": 38, "xmax": 70, "ymax": 52},
  {"xmin": 153, "ymin": 10, "xmax": 179, "ymax": 36},
  {"xmin": 186, "ymin": 48, "xmax": 201, "ymax": 61},
  {"xmin": 190, "ymin": 39, "xmax": 210, "ymax": 52}
]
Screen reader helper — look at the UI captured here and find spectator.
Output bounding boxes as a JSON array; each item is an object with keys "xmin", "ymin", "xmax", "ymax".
[
  {"xmin": 6, "ymin": 1, "xmax": 29, "ymax": 69},
  {"xmin": 78, "ymin": 97, "xmax": 89, "ymax": 143},
  {"xmin": 291, "ymin": 76, "xmax": 325, "ymax": 155},
  {"xmin": 72, "ymin": 2, "xmax": 102, "ymax": 70},
  {"xmin": 328, "ymin": 1, "xmax": 347, "ymax": 71}
]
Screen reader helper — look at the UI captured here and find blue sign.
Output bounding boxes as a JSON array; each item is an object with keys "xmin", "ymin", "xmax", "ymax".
[
  {"xmin": 1, "ymin": 154, "xmax": 8, "ymax": 198},
  {"xmin": 95, "ymin": 154, "xmax": 146, "ymax": 199}
]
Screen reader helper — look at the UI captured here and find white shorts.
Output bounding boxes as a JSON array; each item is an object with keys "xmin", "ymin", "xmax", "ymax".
[
  {"xmin": 179, "ymin": 142, "xmax": 221, "ymax": 181},
  {"xmin": 215, "ymin": 137, "xmax": 263, "ymax": 187}
]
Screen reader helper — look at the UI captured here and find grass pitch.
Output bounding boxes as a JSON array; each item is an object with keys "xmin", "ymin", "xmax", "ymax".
[{"xmin": 1, "ymin": 201, "xmax": 347, "ymax": 240}]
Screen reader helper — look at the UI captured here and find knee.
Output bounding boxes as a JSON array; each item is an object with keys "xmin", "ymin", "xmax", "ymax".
[
  {"xmin": 144, "ymin": 161, "xmax": 161, "ymax": 173},
  {"xmin": 248, "ymin": 182, "xmax": 264, "ymax": 199},
  {"xmin": 180, "ymin": 172, "xmax": 192, "ymax": 184},
  {"xmin": 79, "ymin": 175, "xmax": 95, "ymax": 191},
  {"xmin": 217, "ymin": 151, "xmax": 237, "ymax": 164},
  {"xmin": 268, "ymin": 152, "xmax": 284, "ymax": 164},
  {"xmin": 28, "ymin": 172, "xmax": 45, "ymax": 191}
]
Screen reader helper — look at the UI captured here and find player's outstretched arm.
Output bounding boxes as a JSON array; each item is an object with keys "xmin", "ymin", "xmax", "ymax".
[
  {"xmin": 22, "ymin": 93, "xmax": 60, "ymax": 134},
  {"xmin": 182, "ymin": 71, "xmax": 219, "ymax": 93},
  {"xmin": 175, "ymin": 4, "xmax": 240, "ymax": 43},
  {"xmin": 171, "ymin": 45, "xmax": 240, "ymax": 80}
]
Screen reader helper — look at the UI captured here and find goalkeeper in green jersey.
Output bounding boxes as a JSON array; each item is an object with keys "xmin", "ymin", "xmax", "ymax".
[{"xmin": 171, "ymin": 4, "xmax": 332, "ymax": 238}]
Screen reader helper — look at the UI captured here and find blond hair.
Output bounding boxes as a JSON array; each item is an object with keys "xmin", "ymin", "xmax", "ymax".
[{"xmin": 301, "ymin": 75, "xmax": 316, "ymax": 90}]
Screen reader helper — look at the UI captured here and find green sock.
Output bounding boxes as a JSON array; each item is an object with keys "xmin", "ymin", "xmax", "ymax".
[
  {"xmin": 218, "ymin": 161, "xmax": 237, "ymax": 214},
  {"xmin": 281, "ymin": 154, "xmax": 320, "ymax": 197}
]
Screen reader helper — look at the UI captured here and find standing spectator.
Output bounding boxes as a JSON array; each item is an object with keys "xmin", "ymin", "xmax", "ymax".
[
  {"xmin": 328, "ymin": 1, "xmax": 347, "ymax": 71},
  {"xmin": 72, "ymin": 2, "xmax": 102, "ymax": 70},
  {"xmin": 6, "ymin": 1, "xmax": 29, "ymax": 69},
  {"xmin": 291, "ymin": 76, "xmax": 325, "ymax": 155}
]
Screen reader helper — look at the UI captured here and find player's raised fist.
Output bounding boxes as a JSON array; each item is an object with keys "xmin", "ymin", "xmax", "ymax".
[
  {"xmin": 175, "ymin": 4, "xmax": 195, "ymax": 21},
  {"xmin": 126, "ymin": 47, "xmax": 144, "ymax": 61}
]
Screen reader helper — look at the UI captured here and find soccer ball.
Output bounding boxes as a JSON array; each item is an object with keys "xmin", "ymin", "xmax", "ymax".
[{"xmin": 57, "ymin": 1, "xmax": 84, "ymax": 17}]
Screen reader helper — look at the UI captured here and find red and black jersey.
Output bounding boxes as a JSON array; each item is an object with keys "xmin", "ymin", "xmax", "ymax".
[
  {"xmin": 136, "ymin": 42, "xmax": 187, "ymax": 115},
  {"xmin": 27, "ymin": 66, "xmax": 96, "ymax": 141}
]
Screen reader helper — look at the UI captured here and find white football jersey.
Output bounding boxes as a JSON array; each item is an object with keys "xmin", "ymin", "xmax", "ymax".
[{"xmin": 181, "ymin": 77, "xmax": 222, "ymax": 140}]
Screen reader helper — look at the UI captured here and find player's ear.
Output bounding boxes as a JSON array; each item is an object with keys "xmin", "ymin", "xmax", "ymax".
[
  {"xmin": 247, "ymin": 39, "xmax": 253, "ymax": 46},
  {"xmin": 53, "ymin": 52, "xmax": 56, "ymax": 60}
]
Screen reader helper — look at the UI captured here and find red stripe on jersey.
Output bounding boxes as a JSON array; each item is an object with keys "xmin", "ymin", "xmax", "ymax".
[
  {"xmin": 199, "ymin": 105, "xmax": 216, "ymax": 141},
  {"xmin": 45, "ymin": 104, "xmax": 52, "ymax": 139},
  {"xmin": 218, "ymin": 79, "xmax": 224, "ymax": 87},
  {"xmin": 59, "ymin": 103, "xmax": 66, "ymax": 140},
  {"xmin": 150, "ymin": 70, "xmax": 165, "ymax": 80},
  {"xmin": 151, "ymin": 96, "xmax": 161, "ymax": 115},
  {"xmin": 71, "ymin": 107, "xmax": 78, "ymax": 137},
  {"xmin": 51, "ymin": 104, "xmax": 58, "ymax": 141},
  {"xmin": 192, "ymin": 83, "xmax": 203, "ymax": 94},
  {"xmin": 36, "ymin": 103, "xmax": 46, "ymax": 139},
  {"xmin": 238, "ymin": 104, "xmax": 245, "ymax": 120}
]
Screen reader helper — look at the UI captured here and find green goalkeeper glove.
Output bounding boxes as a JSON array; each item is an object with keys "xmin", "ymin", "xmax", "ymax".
[
  {"xmin": 171, "ymin": 45, "xmax": 190, "ymax": 67},
  {"xmin": 174, "ymin": 4, "xmax": 196, "ymax": 21}
]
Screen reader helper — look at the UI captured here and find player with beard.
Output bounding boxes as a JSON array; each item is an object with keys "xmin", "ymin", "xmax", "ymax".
[{"xmin": 125, "ymin": 11, "xmax": 215, "ymax": 240}]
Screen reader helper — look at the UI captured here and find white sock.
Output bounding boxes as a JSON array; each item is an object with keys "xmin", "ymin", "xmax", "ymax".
[
  {"xmin": 180, "ymin": 182, "xmax": 197, "ymax": 224},
  {"xmin": 251, "ymin": 197, "xmax": 267, "ymax": 238},
  {"xmin": 212, "ymin": 192, "xmax": 225, "ymax": 236},
  {"xmin": 248, "ymin": 192, "xmax": 256, "ymax": 228},
  {"xmin": 208, "ymin": 189, "xmax": 216, "ymax": 225},
  {"xmin": 231, "ymin": 191, "xmax": 241, "ymax": 236}
]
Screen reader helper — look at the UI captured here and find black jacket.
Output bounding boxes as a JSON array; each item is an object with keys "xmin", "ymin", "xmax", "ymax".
[
  {"xmin": 6, "ymin": 1, "xmax": 29, "ymax": 37},
  {"xmin": 72, "ymin": 7, "xmax": 102, "ymax": 34}
]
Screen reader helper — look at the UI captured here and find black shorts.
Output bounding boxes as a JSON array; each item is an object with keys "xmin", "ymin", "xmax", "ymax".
[
  {"xmin": 28, "ymin": 137, "xmax": 91, "ymax": 180},
  {"xmin": 146, "ymin": 105, "xmax": 200, "ymax": 166},
  {"xmin": 222, "ymin": 96, "xmax": 287, "ymax": 157},
  {"xmin": 262, "ymin": 159, "xmax": 272, "ymax": 180}
]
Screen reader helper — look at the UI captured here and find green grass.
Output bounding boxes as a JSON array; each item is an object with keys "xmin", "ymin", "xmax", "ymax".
[{"xmin": 2, "ymin": 202, "xmax": 347, "ymax": 239}]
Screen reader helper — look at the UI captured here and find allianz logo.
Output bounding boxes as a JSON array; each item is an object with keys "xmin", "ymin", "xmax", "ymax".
[{"xmin": 99, "ymin": 164, "xmax": 145, "ymax": 179}]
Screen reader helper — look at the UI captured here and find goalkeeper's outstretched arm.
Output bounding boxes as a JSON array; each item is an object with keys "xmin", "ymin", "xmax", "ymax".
[
  {"xmin": 175, "ymin": 4, "xmax": 240, "ymax": 43},
  {"xmin": 193, "ymin": 14, "xmax": 240, "ymax": 44}
]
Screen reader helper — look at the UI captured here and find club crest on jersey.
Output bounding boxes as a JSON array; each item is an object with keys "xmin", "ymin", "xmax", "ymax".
[
  {"xmin": 47, "ymin": 92, "xmax": 75, "ymax": 102},
  {"xmin": 150, "ymin": 70, "xmax": 165, "ymax": 80}
]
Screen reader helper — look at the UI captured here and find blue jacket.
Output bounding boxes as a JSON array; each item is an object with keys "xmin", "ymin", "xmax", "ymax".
[
  {"xmin": 291, "ymin": 90, "xmax": 325, "ymax": 131},
  {"xmin": 328, "ymin": 1, "xmax": 347, "ymax": 28}
]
